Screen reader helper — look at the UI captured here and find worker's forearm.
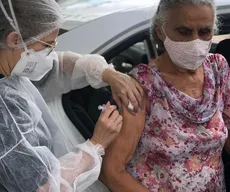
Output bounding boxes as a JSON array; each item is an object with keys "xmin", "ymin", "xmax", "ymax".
[{"xmin": 101, "ymin": 170, "xmax": 150, "ymax": 192}]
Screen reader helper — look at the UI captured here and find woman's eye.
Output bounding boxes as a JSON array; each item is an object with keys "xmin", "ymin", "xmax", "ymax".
[
  {"xmin": 178, "ymin": 29, "xmax": 192, "ymax": 36},
  {"xmin": 199, "ymin": 29, "xmax": 211, "ymax": 36}
]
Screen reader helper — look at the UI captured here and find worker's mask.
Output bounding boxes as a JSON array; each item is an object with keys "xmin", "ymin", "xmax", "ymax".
[
  {"xmin": 0, "ymin": 0, "xmax": 57, "ymax": 81},
  {"xmin": 11, "ymin": 48, "xmax": 57, "ymax": 81},
  {"xmin": 162, "ymin": 27, "xmax": 212, "ymax": 70}
]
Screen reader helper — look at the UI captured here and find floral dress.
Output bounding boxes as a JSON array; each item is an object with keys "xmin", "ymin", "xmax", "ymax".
[{"xmin": 127, "ymin": 54, "xmax": 230, "ymax": 192}]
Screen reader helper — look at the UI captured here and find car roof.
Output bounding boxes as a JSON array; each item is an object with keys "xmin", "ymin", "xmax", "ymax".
[
  {"xmin": 60, "ymin": 0, "xmax": 159, "ymax": 30},
  {"xmin": 56, "ymin": 0, "xmax": 230, "ymax": 54},
  {"xmin": 57, "ymin": 4, "xmax": 155, "ymax": 53},
  {"xmin": 60, "ymin": 0, "xmax": 230, "ymax": 30},
  {"xmin": 217, "ymin": 0, "xmax": 230, "ymax": 7}
]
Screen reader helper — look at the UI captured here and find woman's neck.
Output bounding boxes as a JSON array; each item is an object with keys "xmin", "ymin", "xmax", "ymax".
[
  {"xmin": 0, "ymin": 49, "xmax": 14, "ymax": 76},
  {"xmin": 155, "ymin": 52, "xmax": 202, "ymax": 76},
  {"xmin": 154, "ymin": 52, "xmax": 204, "ymax": 99}
]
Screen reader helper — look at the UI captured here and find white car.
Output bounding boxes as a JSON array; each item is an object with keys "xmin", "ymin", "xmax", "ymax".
[{"xmin": 48, "ymin": 1, "xmax": 230, "ymax": 191}]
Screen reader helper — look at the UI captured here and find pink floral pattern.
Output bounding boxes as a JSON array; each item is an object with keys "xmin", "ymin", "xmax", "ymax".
[{"xmin": 127, "ymin": 54, "xmax": 230, "ymax": 191}]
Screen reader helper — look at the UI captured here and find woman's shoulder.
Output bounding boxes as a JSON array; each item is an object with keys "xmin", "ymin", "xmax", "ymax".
[
  {"xmin": 130, "ymin": 61, "xmax": 158, "ymax": 79},
  {"xmin": 0, "ymin": 76, "xmax": 21, "ymax": 97},
  {"xmin": 205, "ymin": 53, "xmax": 229, "ymax": 86},
  {"xmin": 130, "ymin": 64, "xmax": 155, "ymax": 90},
  {"xmin": 129, "ymin": 63, "xmax": 162, "ymax": 105},
  {"xmin": 0, "ymin": 77, "xmax": 40, "ymax": 134},
  {"xmin": 206, "ymin": 53, "xmax": 229, "ymax": 71},
  {"xmin": 0, "ymin": 76, "xmax": 28, "ymax": 98},
  {"xmin": 0, "ymin": 76, "xmax": 36, "ymax": 116}
]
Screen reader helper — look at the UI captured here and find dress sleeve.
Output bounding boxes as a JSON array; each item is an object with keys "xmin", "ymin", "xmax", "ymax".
[
  {"xmin": 0, "ymin": 90, "xmax": 104, "ymax": 192},
  {"xmin": 33, "ymin": 51, "xmax": 114, "ymax": 101},
  {"xmin": 130, "ymin": 64, "xmax": 155, "ymax": 97},
  {"xmin": 129, "ymin": 64, "xmax": 157, "ymax": 115},
  {"xmin": 215, "ymin": 54, "xmax": 230, "ymax": 130}
]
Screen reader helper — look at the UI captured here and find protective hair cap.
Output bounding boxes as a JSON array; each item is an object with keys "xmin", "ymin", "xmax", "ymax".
[{"xmin": 0, "ymin": 0, "xmax": 65, "ymax": 48}]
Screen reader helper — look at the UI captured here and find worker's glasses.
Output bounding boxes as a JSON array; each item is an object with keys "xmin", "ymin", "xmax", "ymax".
[{"xmin": 36, "ymin": 39, "xmax": 58, "ymax": 56}]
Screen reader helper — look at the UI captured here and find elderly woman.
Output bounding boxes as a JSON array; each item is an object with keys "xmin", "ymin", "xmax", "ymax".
[{"xmin": 101, "ymin": 0, "xmax": 230, "ymax": 191}]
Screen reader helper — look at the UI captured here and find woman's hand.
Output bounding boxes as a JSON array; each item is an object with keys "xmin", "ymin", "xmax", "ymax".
[
  {"xmin": 90, "ymin": 102, "xmax": 123, "ymax": 149},
  {"xmin": 102, "ymin": 69, "xmax": 144, "ymax": 115}
]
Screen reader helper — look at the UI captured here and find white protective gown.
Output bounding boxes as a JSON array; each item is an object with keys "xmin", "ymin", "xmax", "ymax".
[{"xmin": 0, "ymin": 51, "xmax": 112, "ymax": 192}]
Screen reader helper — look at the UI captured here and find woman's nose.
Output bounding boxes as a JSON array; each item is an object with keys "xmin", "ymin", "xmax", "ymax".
[{"xmin": 192, "ymin": 31, "xmax": 200, "ymax": 40}]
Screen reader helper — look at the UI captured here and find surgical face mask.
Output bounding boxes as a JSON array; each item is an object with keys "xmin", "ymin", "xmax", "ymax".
[
  {"xmin": 162, "ymin": 28, "xmax": 212, "ymax": 70},
  {"xmin": 11, "ymin": 48, "xmax": 56, "ymax": 81}
]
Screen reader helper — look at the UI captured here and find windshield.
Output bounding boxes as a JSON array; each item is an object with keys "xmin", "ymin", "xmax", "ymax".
[{"xmin": 57, "ymin": 0, "xmax": 158, "ymax": 30}]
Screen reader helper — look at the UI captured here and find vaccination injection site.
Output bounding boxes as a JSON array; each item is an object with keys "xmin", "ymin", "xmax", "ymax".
[{"xmin": 0, "ymin": 0, "xmax": 230, "ymax": 191}]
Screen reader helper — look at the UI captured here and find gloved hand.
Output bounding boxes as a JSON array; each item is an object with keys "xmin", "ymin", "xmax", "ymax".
[
  {"xmin": 90, "ymin": 102, "xmax": 123, "ymax": 149},
  {"xmin": 102, "ymin": 69, "xmax": 144, "ymax": 115}
]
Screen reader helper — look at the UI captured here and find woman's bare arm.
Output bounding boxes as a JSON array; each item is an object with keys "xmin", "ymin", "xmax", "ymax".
[{"xmin": 100, "ymin": 96, "xmax": 150, "ymax": 192}]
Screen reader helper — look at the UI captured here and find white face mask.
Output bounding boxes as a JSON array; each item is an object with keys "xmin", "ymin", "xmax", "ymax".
[
  {"xmin": 11, "ymin": 48, "xmax": 56, "ymax": 81},
  {"xmin": 163, "ymin": 29, "xmax": 212, "ymax": 70}
]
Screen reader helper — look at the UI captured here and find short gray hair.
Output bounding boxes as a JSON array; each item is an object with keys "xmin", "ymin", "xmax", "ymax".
[{"xmin": 151, "ymin": 0, "xmax": 218, "ymax": 45}]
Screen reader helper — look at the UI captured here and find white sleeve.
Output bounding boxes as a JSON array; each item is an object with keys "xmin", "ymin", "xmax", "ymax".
[
  {"xmin": 59, "ymin": 141, "xmax": 104, "ymax": 192},
  {"xmin": 0, "ymin": 93, "xmax": 104, "ymax": 192},
  {"xmin": 33, "ymin": 51, "xmax": 114, "ymax": 101},
  {"xmin": 68, "ymin": 51, "xmax": 114, "ymax": 89},
  {"xmin": 38, "ymin": 140, "xmax": 104, "ymax": 192}
]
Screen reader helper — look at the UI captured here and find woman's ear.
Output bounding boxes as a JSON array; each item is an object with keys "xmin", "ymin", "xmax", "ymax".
[
  {"xmin": 155, "ymin": 24, "xmax": 165, "ymax": 42},
  {"xmin": 6, "ymin": 32, "xmax": 20, "ymax": 49}
]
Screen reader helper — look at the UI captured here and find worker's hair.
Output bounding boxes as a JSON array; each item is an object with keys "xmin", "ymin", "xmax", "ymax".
[{"xmin": 0, "ymin": 0, "xmax": 64, "ymax": 48}]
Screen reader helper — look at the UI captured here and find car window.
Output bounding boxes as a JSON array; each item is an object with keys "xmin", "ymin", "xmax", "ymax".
[
  {"xmin": 212, "ymin": 34, "xmax": 230, "ymax": 44},
  {"xmin": 108, "ymin": 41, "xmax": 149, "ymax": 74},
  {"xmin": 210, "ymin": 13, "xmax": 230, "ymax": 53},
  {"xmin": 102, "ymin": 29, "xmax": 154, "ymax": 73},
  {"xmin": 210, "ymin": 34, "xmax": 230, "ymax": 52}
]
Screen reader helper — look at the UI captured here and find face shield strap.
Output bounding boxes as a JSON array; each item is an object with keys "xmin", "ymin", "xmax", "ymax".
[
  {"xmin": 0, "ymin": 1, "xmax": 14, "ymax": 30},
  {"xmin": 0, "ymin": 0, "xmax": 28, "ymax": 51}
]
